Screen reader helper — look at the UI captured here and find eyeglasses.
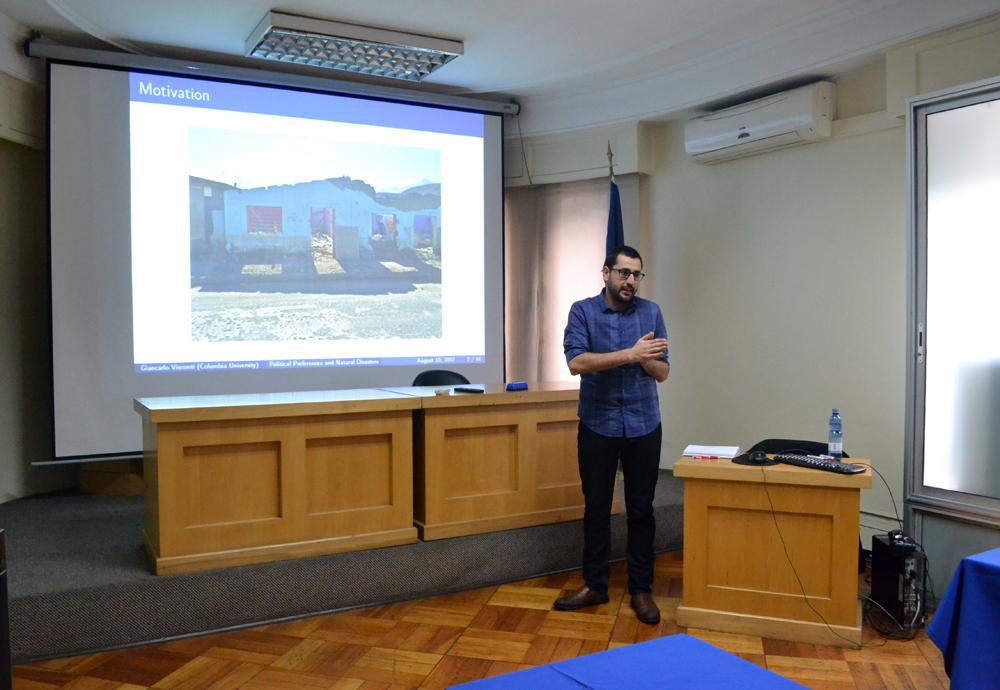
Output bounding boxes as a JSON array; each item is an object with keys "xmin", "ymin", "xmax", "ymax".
[{"xmin": 609, "ymin": 267, "xmax": 645, "ymax": 282}]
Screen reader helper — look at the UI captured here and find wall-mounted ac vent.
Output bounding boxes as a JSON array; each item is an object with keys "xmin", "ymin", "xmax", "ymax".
[{"xmin": 684, "ymin": 81, "xmax": 835, "ymax": 164}]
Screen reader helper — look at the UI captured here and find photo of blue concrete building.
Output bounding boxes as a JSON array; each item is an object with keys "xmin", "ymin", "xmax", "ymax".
[{"xmin": 186, "ymin": 130, "xmax": 444, "ymax": 343}]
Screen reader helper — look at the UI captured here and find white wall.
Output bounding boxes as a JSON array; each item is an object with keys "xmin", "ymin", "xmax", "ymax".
[
  {"xmin": 639, "ymin": 17, "xmax": 1000, "ymax": 546},
  {"xmin": 0, "ymin": 137, "xmax": 77, "ymax": 500},
  {"xmin": 0, "ymin": 34, "xmax": 75, "ymax": 501},
  {"xmin": 644, "ymin": 117, "xmax": 907, "ymax": 539}
]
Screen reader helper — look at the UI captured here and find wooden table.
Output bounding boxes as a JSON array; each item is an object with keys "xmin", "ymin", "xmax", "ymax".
[
  {"xmin": 384, "ymin": 382, "xmax": 616, "ymax": 540},
  {"xmin": 137, "ymin": 382, "xmax": 605, "ymax": 574},
  {"xmin": 673, "ymin": 456, "xmax": 871, "ymax": 647},
  {"xmin": 136, "ymin": 389, "xmax": 420, "ymax": 575}
]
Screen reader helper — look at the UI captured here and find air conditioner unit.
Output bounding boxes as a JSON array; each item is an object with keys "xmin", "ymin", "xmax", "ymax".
[{"xmin": 684, "ymin": 81, "xmax": 835, "ymax": 164}]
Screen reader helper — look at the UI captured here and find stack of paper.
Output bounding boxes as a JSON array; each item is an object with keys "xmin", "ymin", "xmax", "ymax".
[{"xmin": 682, "ymin": 444, "xmax": 740, "ymax": 459}]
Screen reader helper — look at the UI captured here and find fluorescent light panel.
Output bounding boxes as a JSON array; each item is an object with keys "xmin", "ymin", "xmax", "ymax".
[{"xmin": 246, "ymin": 12, "xmax": 463, "ymax": 82}]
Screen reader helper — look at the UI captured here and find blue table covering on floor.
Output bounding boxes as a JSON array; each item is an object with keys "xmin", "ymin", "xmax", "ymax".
[
  {"xmin": 452, "ymin": 633, "xmax": 803, "ymax": 689},
  {"xmin": 927, "ymin": 546, "xmax": 1000, "ymax": 690}
]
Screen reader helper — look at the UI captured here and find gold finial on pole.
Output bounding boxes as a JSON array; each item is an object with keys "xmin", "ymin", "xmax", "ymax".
[{"xmin": 607, "ymin": 140, "xmax": 615, "ymax": 179}]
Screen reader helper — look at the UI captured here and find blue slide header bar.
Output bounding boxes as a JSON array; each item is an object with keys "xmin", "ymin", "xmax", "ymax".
[
  {"xmin": 129, "ymin": 72, "xmax": 484, "ymax": 137},
  {"xmin": 136, "ymin": 354, "xmax": 486, "ymax": 373}
]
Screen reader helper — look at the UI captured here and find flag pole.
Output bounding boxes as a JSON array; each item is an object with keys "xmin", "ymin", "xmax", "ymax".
[{"xmin": 607, "ymin": 140, "xmax": 615, "ymax": 180}]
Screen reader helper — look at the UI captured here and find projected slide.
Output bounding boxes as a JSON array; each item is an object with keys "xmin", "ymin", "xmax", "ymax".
[{"xmin": 129, "ymin": 74, "xmax": 485, "ymax": 373}]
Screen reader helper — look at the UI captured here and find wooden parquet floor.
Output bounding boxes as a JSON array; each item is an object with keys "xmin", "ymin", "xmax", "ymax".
[{"xmin": 13, "ymin": 551, "xmax": 948, "ymax": 689}]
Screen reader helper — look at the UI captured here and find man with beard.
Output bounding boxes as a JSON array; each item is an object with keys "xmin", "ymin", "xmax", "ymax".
[{"xmin": 555, "ymin": 245, "xmax": 670, "ymax": 624}]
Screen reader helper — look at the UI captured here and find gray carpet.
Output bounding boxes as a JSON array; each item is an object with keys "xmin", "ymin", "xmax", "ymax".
[{"xmin": 1, "ymin": 470, "xmax": 684, "ymax": 662}]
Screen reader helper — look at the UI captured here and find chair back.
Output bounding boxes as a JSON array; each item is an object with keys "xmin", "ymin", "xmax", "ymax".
[{"xmin": 412, "ymin": 370, "xmax": 470, "ymax": 386}]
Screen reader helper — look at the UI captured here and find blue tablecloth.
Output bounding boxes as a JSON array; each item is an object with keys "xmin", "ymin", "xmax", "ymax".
[
  {"xmin": 927, "ymin": 546, "xmax": 1000, "ymax": 690},
  {"xmin": 453, "ymin": 633, "xmax": 803, "ymax": 689}
]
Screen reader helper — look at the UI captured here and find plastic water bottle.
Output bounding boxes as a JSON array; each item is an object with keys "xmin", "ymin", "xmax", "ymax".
[{"xmin": 828, "ymin": 408, "xmax": 843, "ymax": 459}]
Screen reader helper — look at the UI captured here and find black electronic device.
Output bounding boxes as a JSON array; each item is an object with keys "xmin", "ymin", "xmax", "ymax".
[
  {"xmin": 453, "ymin": 386, "xmax": 485, "ymax": 394},
  {"xmin": 732, "ymin": 450, "xmax": 779, "ymax": 466},
  {"xmin": 871, "ymin": 532, "xmax": 926, "ymax": 629},
  {"xmin": 774, "ymin": 453, "xmax": 867, "ymax": 474}
]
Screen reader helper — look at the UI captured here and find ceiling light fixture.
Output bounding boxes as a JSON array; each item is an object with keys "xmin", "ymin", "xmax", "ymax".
[{"xmin": 245, "ymin": 12, "xmax": 463, "ymax": 82}]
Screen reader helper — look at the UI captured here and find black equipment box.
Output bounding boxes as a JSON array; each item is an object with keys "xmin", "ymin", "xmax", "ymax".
[{"xmin": 871, "ymin": 532, "xmax": 925, "ymax": 629}]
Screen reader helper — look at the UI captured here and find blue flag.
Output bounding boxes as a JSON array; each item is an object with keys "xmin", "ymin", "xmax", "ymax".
[{"xmin": 606, "ymin": 179, "xmax": 624, "ymax": 256}]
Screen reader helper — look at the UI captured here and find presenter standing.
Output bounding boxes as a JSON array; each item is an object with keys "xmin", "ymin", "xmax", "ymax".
[{"xmin": 555, "ymin": 245, "xmax": 670, "ymax": 624}]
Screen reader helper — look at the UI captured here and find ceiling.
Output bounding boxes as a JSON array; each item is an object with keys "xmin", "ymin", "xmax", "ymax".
[{"xmin": 1, "ymin": 0, "xmax": 999, "ymax": 134}]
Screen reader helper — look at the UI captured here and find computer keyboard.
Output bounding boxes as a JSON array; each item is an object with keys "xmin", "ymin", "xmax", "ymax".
[{"xmin": 774, "ymin": 453, "xmax": 868, "ymax": 474}]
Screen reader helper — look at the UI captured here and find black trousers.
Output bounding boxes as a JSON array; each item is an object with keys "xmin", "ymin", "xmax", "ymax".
[{"xmin": 577, "ymin": 422, "xmax": 661, "ymax": 595}]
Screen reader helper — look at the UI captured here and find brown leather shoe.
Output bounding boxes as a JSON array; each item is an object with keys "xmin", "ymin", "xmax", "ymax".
[
  {"xmin": 553, "ymin": 585, "xmax": 609, "ymax": 611},
  {"xmin": 630, "ymin": 592, "xmax": 660, "ymax": 624}
]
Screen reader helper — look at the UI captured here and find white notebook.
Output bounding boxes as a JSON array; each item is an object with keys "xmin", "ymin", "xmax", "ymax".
[{"xmin": 682, "ymin": 444, "xmax": 741, "ymax": 459}]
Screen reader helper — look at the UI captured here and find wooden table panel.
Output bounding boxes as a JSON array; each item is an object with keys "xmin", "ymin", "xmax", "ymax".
[
  {"xmin": 534, "ymin": 419, "xmax": 578, "ymax": 489},
  {"xmin": 442, "ymin": 423, "xmax": 519, "ymax": 498},
  {"xmin": 182, "ymin": 440, "xmax": 283, "ymax": 526},
  {"xmin": 305, "ymin": 435, "xmax": 393, "ymax": 512},
  {"xmin": 300, "ymin": 410, "xmax": 413, "ymax": 540}
]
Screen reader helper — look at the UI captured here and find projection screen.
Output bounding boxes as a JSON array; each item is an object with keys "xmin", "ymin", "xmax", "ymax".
[{"xmin": 47, "ymin": 59, "xmax": 505, "ymax": 461}]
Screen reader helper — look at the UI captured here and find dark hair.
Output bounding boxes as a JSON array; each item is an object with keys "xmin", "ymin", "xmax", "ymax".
[{"xmin": 604, "ymin": 245, "xmax": 642, "ymax": 269}]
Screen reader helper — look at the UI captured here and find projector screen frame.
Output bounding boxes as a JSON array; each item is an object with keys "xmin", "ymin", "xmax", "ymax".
[
  {"xmin": 35, "ymin": 44, "xmax": 511, "ymax": 464},
  {"xmin": 25, "ymin": 41, "xmax": 519, "ymax": 116}
]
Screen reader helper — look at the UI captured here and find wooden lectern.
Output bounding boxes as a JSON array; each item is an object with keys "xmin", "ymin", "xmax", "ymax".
[{"xmin": 673, "ymin": 456, "xmax": 871, "ymax": 648}]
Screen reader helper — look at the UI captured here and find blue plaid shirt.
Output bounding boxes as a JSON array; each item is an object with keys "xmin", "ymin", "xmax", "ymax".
[{"xmin": 564, "ymin": 291, "xmax": 668, "ymax": 438}]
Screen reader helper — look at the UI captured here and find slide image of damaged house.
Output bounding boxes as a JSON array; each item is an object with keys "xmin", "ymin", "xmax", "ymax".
[{"xmin": 188, "ymin": 175, "xmax": 444, "ymax": 342}]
